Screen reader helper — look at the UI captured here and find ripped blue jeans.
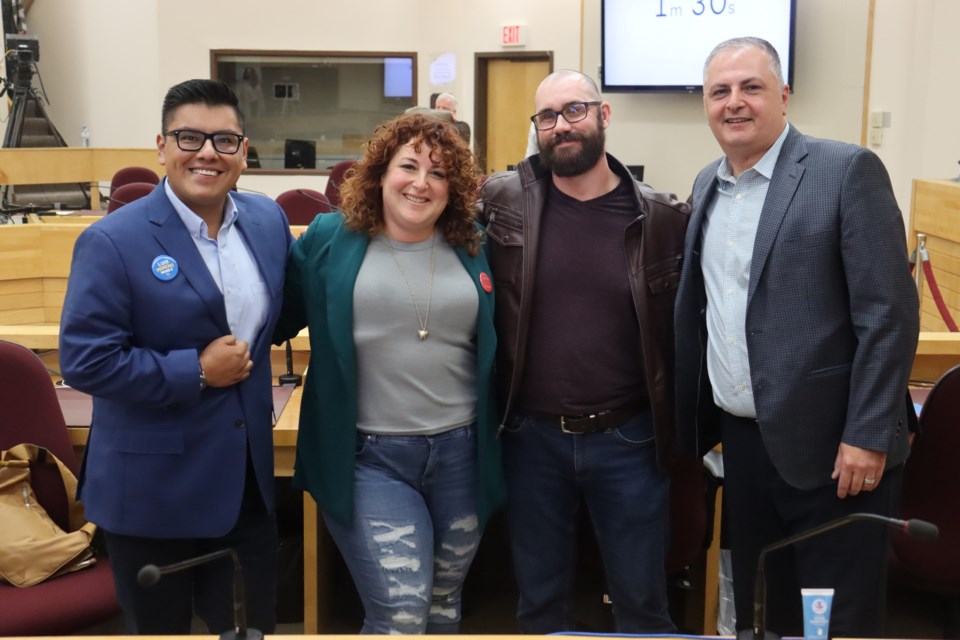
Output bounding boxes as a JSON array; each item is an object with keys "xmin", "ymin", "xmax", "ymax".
[{"xmin": 323, "ymin": 424, "xmax": 482, "ymax": 634}]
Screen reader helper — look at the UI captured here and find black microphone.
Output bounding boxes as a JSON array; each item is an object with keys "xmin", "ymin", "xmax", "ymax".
[
  {"xmin": 278, "ymin": 339, "xmax": 301, "ymax": 387},
  {"xmin": 137, "ymin": 548, "xmax": 262, "ymax": 640},
  {"xmin": 295, "ymin": 188, "xmax": 333, "ymax": 209},
  {"xmin": 741, "ymin": 513, "xmax": 939, "ymax": 640},
  {"xmin": 232, "ymin": 185, "xmax": 270, "ymax": 197}
]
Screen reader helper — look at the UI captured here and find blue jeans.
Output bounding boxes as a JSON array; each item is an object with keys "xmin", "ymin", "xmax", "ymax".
[
  {"xmin": 502, "ymin": 409, "xmax": 674, "ymax": 633},
  {"xmin": 323, "ymin": 424, "xmax": 482, "ymax": 634}
]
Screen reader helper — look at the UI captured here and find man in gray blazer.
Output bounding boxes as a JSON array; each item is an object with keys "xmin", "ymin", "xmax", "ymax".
[{"xmin": 675, "ymin": 37, "xmax": 919, "ymax": 638}]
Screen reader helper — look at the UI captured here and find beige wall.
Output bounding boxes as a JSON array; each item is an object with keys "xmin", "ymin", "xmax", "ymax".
[
  {"xmin": 869, "ymin": 0, "xmax": 960, "ymax": 215},
  {"xmin": 14, "ymin": 0, "xmax": 960, "ymax": 218}
]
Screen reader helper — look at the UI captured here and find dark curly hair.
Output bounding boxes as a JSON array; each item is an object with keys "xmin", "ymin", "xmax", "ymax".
[{"xmin": 340, "ymin": 113, "xmax": 482, "ymax": 256}]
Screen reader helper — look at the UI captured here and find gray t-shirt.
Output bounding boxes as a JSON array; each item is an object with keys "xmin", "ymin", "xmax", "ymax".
[{"xmin": 353, "ymin": 233, "xmax": 478, "ymax": 435}]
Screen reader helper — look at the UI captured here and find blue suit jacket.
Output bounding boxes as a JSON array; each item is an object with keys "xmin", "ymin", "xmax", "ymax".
[
  {"xmin": 59, "ymin": 183, "xmax": 292, "ymax": 537},
  {"xmin": 674, "ymin": 126, "xmax": 919, "ymax": 489}
]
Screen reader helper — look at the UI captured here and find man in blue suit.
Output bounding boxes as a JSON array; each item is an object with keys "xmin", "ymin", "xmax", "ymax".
[
  {"xmin": 675, "ymin": 38, "xmax": 919, "ymax": 637},
  {"xmin": 60, "ymin": 79, "xmax": 292, "ymax": 635}
]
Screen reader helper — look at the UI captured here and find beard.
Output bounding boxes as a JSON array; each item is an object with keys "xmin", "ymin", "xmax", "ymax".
[{"xmin": 538, "ymin": 114, "xmax": 606, "ymax": 177}]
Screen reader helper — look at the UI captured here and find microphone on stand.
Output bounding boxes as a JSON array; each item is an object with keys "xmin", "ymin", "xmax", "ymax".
[
  {"xmin": 295, "ymin": 189, "xmax": 334, "ymax": 211},
  {"xmin": 741, "ymin": 513, "xmax": 939, "ymax": 640},
  {"xmin": 137, "ymin": 548, "xmax": 262, "ymax": 640},
  {"xmin": 278, "ymin": 338, "xmax": 302, "ymax": 387},
  {"xmin": 231, "ymin": 184, "xmax": 270, "ymax": 197}
]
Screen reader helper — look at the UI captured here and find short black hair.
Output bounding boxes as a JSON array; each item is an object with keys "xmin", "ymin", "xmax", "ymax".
[{"xmin": 161, "ymin": 79, "xmax": 245, "ymax": 132}]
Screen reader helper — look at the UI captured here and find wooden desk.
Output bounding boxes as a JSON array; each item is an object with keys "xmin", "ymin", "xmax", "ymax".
[{"xmin": 0, "ymin": 147, "xmax": 163, "ymax": 209}]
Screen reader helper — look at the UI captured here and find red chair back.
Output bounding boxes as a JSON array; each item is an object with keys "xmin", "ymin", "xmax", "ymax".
[
  {"xmin": 109, "ymin": 166, "xmax": 160, "ymax": 195},
  {"xmin": 324, "ymin": 160, "xmax": 356, "ymax": 209},
  {"xmin": 276, "ymin": 188, "xmax": 334, "ymax": 226},
  {"xmin": 108, "ymin": 182, "xmax": 156, "ymax": 213}
]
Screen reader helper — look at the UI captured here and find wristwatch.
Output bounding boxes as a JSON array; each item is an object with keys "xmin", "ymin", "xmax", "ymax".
[{"xmin": 199, "ymin": 361, "xmax": 207, "ymax": 391}]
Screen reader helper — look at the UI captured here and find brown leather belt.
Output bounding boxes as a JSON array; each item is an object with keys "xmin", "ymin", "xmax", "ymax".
[{"xmin": 530, "ymin": 401, "xmax": 646, "ymax": 435}]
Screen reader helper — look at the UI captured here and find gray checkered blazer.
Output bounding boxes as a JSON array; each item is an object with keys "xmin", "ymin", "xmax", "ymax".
[{"xmin": 674, "ymin": 126, "xmax": 919, "ymax": 489}]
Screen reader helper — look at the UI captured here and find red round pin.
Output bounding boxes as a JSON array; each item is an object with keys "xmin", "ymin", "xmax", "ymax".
[{"xmin": 479, "ymin": 272, "xmax": 493, "ymax": 293}]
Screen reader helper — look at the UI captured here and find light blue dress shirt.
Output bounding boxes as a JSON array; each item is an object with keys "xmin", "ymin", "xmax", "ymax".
[
  {"xmin": 701, "ymin": 124, "xmax": 790, "ymax": 418},
  {"xmin": 163, "ymin": 179, "xmax": 269, "ymax": 345}
]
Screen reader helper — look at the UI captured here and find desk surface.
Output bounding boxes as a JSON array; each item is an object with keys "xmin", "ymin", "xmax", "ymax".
[
  {"xmin": 61, "ymin": 385, "xmax": 302, "ymax": 452},
  {"xmin": 0, "ymin": 325, "xmax": 311, "ymax": 351}
]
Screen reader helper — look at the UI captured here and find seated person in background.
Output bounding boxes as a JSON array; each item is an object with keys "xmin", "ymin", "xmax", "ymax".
[
  {"xmin": 59, "ymin": 79, "xmax": 292, "ymax": 635},
  {"xmin": 405, "ymin": 104, "xmax": 470, "ymax": 145},
  {"xmin": 435, "ymin": 92, "xmax": 472, "ymax": 146},
  {"xmin": 274, "ymin": 112, "xmax": 506, "ymax": 634}
]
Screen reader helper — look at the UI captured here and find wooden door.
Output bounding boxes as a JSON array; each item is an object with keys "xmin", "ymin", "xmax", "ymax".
[{"xmin": 475, "ymin": 53, "xmax": 551, "ymax": 174}]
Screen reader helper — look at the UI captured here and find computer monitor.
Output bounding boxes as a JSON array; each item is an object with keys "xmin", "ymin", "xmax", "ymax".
[{"xmin": 284, "ymin": 139, "xmax": 316, "ymax": 170}]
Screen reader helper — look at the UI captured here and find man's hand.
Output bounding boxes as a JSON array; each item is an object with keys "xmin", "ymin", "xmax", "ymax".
[
  {"xmin": 831, "ymin": 443, "xmax": 886, "ymax": 498},
  {"xmin": 199, "ymin": 335, "xmax": 253, "ymax": 388}
]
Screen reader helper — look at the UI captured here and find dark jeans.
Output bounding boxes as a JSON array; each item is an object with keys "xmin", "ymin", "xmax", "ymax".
[
  {"xmin": 721, "ymin": 411, "xmax": 902, "ymax": 638},
  {"xmin": 502, "ymin": 408, "xmax": 674, "ymax": 634},
  {"xmin": 103, "ymin": 470, "xmax": 278, "ymax": 635}
]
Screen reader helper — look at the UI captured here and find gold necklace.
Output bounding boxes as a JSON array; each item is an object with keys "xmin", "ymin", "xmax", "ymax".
[{"xmin": 385, "ymin": 234, "xmax": 436, "ymax": 340}]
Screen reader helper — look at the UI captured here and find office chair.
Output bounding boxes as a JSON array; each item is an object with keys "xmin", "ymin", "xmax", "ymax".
[
  {"xmin": 107, "ymin": 181, "xmax": 155, "ymax": 213},
  {"xmin": 890, "ymin": 365, "xmax": 960, "ymax": 636},
  {"xmin": 275, "ymin": 188, "xmax": 333, "ymax": 226},
  {"xmin": 324, "ymin": 159, "xmax": 356, "ymax": 209},
  {"xmin": 109, "ymin": 166, "xmax": 160, "ymax": 197},
  {"xmin": 0, "ymin": 340, "xmax": 120, "ymax": 635}
]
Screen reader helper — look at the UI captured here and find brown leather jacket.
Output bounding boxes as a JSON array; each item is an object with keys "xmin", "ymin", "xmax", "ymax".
[{"xmin": 479, "ymin": 153, "xmax": 691, "ymax": 469}]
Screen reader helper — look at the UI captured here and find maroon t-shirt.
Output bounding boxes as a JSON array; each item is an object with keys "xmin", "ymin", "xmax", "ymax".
[{"xmin": 517, "ymin": 178, "xmax": 649, "ymax": 415}]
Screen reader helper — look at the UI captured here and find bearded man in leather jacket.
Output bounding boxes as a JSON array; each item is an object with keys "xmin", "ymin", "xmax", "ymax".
[{"xmin": 479, "ymin": 70, "xmax": 690, "ymax": 633}]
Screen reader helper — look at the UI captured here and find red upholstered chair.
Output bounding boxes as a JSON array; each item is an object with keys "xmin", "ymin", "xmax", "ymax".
[
  {"xmin": 890, "ymin": 365, "xmax": 960, "ymax": 636},
  {"xmin": 109, "ymin": 166, "xmax": 159, "ymax": 196},
  {"xmin": 0, "ymin": 340, "xmax": 120, "ymax": 635},
  {"xmin": 324, "ymin": 159, "xmax": 356, "ymax": 209},
  {"xmin": 107, "ymin": 181, "xmax": 155, "ymax": 213},
  {"xmin": 275, "ymin": 188, "xmax": 334, "ymax": 226}
]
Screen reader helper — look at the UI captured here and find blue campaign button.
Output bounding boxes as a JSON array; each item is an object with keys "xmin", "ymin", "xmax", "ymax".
[{"xmin": 151, "ymin": 255, "xmax": 179, "ymax": 281}]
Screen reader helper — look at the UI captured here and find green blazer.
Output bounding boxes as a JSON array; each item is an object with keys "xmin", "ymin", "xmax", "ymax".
[{"xmin": 275, "ymin": 213, "xmax": 506, "ymax": 527}]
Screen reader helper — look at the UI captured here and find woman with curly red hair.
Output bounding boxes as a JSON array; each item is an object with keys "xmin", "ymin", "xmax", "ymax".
[{"xmin": 275, "ymin": 113, "xmax": 505, "ymax": 634}]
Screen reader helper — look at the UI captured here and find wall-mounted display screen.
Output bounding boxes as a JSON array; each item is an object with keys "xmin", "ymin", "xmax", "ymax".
[{"xmin": 601, "ymin": 0, "xmax": 796, "ymax": 93}]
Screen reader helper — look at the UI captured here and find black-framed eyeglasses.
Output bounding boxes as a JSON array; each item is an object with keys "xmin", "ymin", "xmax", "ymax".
[
  {"xmin": 530, "ymin": 101, "xmax": 602, "ymax": 131},
  {"xmin": 164, "ymin": 129, "xmax": 245, "ymax": 154}
]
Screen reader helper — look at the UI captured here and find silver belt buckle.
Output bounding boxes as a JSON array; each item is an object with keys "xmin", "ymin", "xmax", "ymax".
[{"xmin": 560, "ymin": 412, "xmax": 601, "ymax": 434}]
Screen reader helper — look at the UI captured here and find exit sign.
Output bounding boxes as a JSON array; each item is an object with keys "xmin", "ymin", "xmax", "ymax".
[{"xmin": 501, "ymin": 24, "xmax": 527, "ymax": 47}]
